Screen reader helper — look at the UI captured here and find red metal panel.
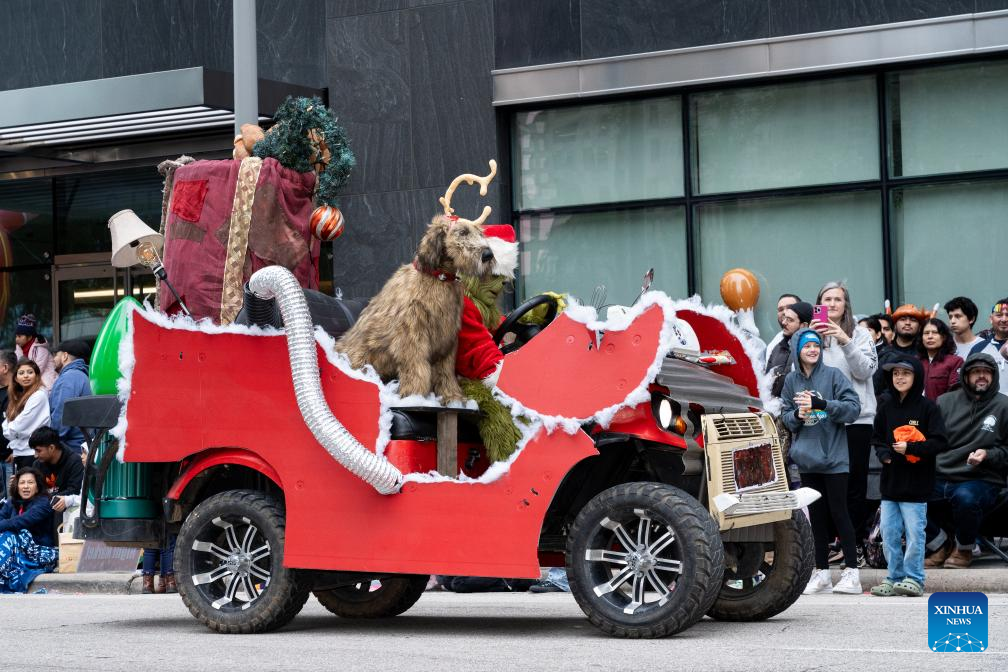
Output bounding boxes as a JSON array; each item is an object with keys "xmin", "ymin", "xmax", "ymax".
[
  {"xmin": 124, "ymin": 312, "xmax": 597, "ymax": 578},
  {"xmin": 675, "ymin": 310, "xmax": 760, "ymax": 399},
  {"xmin": 495, "ymin": 305, "xmax": 666, "ymax": 418},
  {"xmin": 166, "ymin": 449, "xmax": 283, "ymax": 500}
]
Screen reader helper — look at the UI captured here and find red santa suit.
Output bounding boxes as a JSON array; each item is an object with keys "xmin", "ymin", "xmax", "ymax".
[
  {"xmin": 454, "ymin": 224, "xmax": 518, "ymax": 386},
  {"xmin": 456, "ymin": 297, "xmax": 503, "ymax": 380}
]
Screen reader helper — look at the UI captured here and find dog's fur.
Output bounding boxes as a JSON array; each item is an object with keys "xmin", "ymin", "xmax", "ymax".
[{"xmin": 336, "ymin": 215, "xmax": 494, "ymax": 402}]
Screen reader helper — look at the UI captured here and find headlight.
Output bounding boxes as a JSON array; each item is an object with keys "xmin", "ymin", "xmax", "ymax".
[
  {"xmin": 658, "ymin": 398, "xmax": 674, "ymax": 427},
  {"xmin": 652, "ymin": 394, "xmax": 688, "ymax": 435}
]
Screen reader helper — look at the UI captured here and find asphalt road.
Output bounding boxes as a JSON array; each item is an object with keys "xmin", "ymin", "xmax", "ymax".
[{"xmin": 3, "ymin": 591, "xmax": 1006, "ymax": 671}]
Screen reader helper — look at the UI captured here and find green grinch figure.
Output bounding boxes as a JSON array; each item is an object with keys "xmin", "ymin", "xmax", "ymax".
[{"xmin": 454, "ymin": 225, "xmax": 524, "ymax": 462}]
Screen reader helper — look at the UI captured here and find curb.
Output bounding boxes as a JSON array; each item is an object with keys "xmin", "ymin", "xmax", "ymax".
[
  {"xmin": 832, "ymin": 567, "xmax": 1006, "ymax": 594},
  {"xmin": 31, "ymin": 572, "xmax": 144, "ymax": 595}
]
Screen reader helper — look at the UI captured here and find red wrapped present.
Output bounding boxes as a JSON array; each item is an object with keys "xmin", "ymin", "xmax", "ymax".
[{"xmin": 160, "ymin": 156, "xmax": 319, "ymax": 323}]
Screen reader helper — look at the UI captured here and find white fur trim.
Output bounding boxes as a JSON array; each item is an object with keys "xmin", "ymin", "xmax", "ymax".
[
  {"xmin": 486, "ymin": 238, "xmax": 518, "ymax": 279},
  {"xmin": 482, "ymin": 360, "xmax": 503, "ymax": 388}
]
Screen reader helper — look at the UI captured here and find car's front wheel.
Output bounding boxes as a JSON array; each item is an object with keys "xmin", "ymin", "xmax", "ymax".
[
  {"xmin": 566, "ymin": 482, "xmax": 724, "ymax": 638},
  {"xmin": 707, "ymin": 510, "xmax": 814, "ymax": 621}
]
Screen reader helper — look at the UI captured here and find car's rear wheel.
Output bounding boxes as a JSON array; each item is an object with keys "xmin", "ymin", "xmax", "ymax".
[
  {"xmin": 176, "ymin": 490, "xmax": 309, "ymax": 633},
  {"xmin": 707, "ymin": 510, "xmax": 814, "ymax": 621},
  {"xmin": 566, "ymin": 482, "xmax": 724, "ymax": 638},
  {"xmin": 314, "ymin": 575, "xmax": 429, "ymax": 618}
]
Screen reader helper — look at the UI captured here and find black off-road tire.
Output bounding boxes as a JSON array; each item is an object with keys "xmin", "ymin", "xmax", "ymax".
[
  {"xmin": 314, "ymin": 575, "xmax": 429, "ymax": 618},
  {"xmin": 176, "ymin": 490, "xmax": 310, "ymax": 634},
  {"xmin": 707, "ymin": 510, "xmax": 814, "ymax": 622},
  {"xmin": 567, "ymin": 482, "xmax": 725, "ymax": 639}
]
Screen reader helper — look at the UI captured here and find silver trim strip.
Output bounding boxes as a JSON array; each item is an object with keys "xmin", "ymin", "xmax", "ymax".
[{"xmin": 492, "ymin": 10, "xmax": 1008, "ymax": 106}]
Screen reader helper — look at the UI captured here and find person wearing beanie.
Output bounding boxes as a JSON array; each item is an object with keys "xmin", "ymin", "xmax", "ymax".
[
  {"xmin": 869, "ymin": 356, "xmax": 948, "ymax": 597},
  {"xmin": 765, "ymin": 301, "xmax": 814, "ymax": 407},
  {"xmin": 13, "ymin": 314, "xmax": 56, "ymax": 389},
  {"xmin": 49, "ymin": 339, "xmax": 94, "ymax": 455},
  {"xmin": 763, "ymin": 293, "xmax": 802, "ymax": 369},
  {"xmin": 781, "ymin": 327, "xmax": 862, "ymax": 595}
]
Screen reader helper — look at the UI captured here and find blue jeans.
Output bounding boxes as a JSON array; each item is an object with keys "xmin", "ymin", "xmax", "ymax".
[
  {"xmin": 881, "ymin": 500, "xmax": 926, "ymax": 585},
  {"xmin": 543, "ymin": 567, "xmax": 570, "ymax": 591},
  {"xmin": 142, "ymin": 536, "xmax": 176, "ymax": 576},
  {"xmin": 925, "ymin": 479, "xmax": 1001, "ymax": 549},
  {"xmin": 0, "ymin": 460, "xmax": 13, "ymax": 498}
]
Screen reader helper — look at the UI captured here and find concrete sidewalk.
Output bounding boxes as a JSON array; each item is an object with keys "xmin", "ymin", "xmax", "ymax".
[{"xmin": 29, "ymin": 565, "xmax": 1008, "ymax": 595}]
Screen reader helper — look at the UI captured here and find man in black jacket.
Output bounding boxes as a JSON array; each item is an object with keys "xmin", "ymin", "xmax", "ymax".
[
  {"xmin": 29, "ymin": 426, "xmax": 84, "ymax": 517},
  {"xmin": 924, "ymin": 353, "xmax": 1008, "ymax": 568}
]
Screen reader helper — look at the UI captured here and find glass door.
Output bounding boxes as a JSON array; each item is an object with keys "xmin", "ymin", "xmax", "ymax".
[{"xmin": 52, "ymin": 256, "xmax": 156, "ymax": 343}]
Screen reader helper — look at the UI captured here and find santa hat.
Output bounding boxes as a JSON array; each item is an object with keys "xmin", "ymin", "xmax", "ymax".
[{"xmin": 483, "ymin": 224, "xmax": 518, "ymax": 279}]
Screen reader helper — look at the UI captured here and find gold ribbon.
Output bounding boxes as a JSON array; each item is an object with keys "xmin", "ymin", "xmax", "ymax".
[{"xmin": 220, "ymin": 156, "xmax": 263, "ymax": 324}]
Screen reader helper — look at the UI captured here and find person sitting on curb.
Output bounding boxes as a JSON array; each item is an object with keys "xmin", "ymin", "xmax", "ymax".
[
  {"xmin": 869, "ymin": 356, "xmax": 948, "ymax": 598},
  {"xmin": 924, "ymin": 353, "xmax": 1008, "ymax": 568}
]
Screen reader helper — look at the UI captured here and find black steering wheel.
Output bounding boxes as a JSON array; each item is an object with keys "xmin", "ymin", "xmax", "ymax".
[{"xmin": 493, "ymin": 294, "xmax": 560, "ymax": 352}]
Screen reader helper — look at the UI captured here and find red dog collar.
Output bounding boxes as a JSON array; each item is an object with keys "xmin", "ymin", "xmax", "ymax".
[{"xmin": 412, "ymin": 259, "xmax": 457, "ymax": 282}]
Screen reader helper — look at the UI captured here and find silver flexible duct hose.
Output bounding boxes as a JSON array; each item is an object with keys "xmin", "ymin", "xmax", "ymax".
[{"xmin": 248, "ymin": 266, "xmax": 404, "ymax": 495}]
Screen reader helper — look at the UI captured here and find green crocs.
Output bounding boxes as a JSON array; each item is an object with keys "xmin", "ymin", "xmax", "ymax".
[
  {"xmin": 893, "ymin": 578, "xmax": 924, "ymax": 597},
  {"xmin": 870, "ymin": 579, "xmax": 896, "ymax": 597}
]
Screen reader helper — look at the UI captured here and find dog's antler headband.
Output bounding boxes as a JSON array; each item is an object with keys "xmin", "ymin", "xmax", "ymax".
[{"xmin": 439, "ymin": 159, "xmax": 497, "ymax": 226}]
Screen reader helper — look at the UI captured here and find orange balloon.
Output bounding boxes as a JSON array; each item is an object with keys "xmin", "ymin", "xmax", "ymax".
[{"xmin": 720, "ymin": 268, "xmax": 760, "ymax": 311}]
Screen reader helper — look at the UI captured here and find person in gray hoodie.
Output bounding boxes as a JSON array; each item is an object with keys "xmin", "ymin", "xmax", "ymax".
[
  {"xmin": 781, "ymin": 328, "xmax": 862, "ymax": 594},
  {"xmin": 924, "ymin": 352, "xmax": 1008, "ymax": 569}
]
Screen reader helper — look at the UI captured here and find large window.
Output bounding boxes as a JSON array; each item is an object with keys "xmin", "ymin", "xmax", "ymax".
[
  {"xmin": 696, "ymin": 193, "xmax": 884, "ymax": 337},
  {"xmin": 888, "ymin": 61, "xmax": 1008, "ymax": 177},
  {"xmin": 513, "ymin": 96, "xmax": 683, "ymax": 210},
  {"xmin": 519, "ymin": 208, "xmax": 687, "ymax": 304},
  {"xmin": 692, "ymin": 76, "xmax": 879, "ymax": 194},
  {"xmin": 892, "ymin": 180, "xmax": 1008, "ymax": 325},
  {"xmin": 511, "ymin": 57, "xmax": 1008, "ymax": 344}
]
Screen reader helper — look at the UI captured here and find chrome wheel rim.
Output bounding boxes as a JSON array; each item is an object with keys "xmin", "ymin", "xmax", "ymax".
[
  {"xmin": 584, "ymin": 507, "xmax": 684, "ymax": 616},
  {"xmin": 190, "ymin": 515, "xmax": 272, "ymax": 612}
]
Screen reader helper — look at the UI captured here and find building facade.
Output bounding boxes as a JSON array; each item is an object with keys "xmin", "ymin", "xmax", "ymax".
[{"xmin": 1, "ymin": 1, "xmax": 1006, "ymax": 344}]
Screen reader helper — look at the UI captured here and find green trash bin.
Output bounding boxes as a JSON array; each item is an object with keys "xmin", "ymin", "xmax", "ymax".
[{"xmin": 90, "ymin": 433, "xmax": 160, "ymax": 519}]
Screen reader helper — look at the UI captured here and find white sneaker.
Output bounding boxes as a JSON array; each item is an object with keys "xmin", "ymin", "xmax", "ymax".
[
  {"xmin": 833, "ymin": 567, "xmax": 862, "ymax": 594},
  {"xmin": 803, "ymin": 569, "xmax": 833, "ymax": 594}
]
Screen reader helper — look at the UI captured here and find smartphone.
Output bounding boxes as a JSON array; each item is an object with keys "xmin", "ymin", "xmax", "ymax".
[
  {"xmin": 813, "ymin": 304, "xmax": 829, "ymax": 324},
  {"xmin": 50, "ymin": 495, "xmax": 60, "ymax": 507}
]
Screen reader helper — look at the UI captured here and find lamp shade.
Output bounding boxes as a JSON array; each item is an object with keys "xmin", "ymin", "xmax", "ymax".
[{"xmin": 109, "ymin": 209, "xmax": 164, "ymax": 268}]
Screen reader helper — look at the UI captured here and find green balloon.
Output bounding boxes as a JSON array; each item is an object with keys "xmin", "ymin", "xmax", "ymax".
[{"xmin": 89, "ymin": 297, "xmax": 142, "ymax": 395}]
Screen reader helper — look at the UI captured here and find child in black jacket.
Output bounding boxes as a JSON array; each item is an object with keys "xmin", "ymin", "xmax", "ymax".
[{"xmin": 869, "ymin": 355, "xmax": 948, "ymax": 597}]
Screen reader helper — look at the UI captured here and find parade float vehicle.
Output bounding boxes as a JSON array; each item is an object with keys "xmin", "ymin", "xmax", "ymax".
[{"xmin": 65, "ymin": 263, "xmax": 817, "ymax": 638}]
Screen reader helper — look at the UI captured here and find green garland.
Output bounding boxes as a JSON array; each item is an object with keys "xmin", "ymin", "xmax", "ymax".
[{"xmin": 252, "ymin": 96, "xmax": 355, "ymax": 207}]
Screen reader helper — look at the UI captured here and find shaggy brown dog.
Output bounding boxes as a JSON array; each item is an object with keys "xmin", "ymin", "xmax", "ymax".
[{"xmin": 336, "ymin": 215, "xmax": 494, "ymax": 402}]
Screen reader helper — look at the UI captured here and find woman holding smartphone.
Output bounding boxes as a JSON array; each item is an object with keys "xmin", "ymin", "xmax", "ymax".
[
  {"xmin": 812, "ymin": 282, "xmax": 879, "ymax": 560},
  {"xmin": 2, "ymin": 359, "xmax": 50, "ymax": 472}
]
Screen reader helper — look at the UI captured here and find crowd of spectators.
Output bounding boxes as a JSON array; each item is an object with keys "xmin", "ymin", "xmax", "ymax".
[
  {"xmin": 764, "ymin": 288, "xmax": 1008, "ymax": 595},
  {"xmin": 0, "ymin": 313, "xmax": 94, "ymax": 592}
]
